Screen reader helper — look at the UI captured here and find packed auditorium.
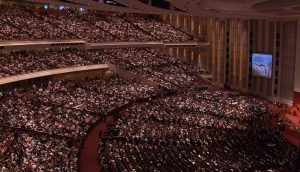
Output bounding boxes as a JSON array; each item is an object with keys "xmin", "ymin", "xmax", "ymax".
[{"xmin": 1, "ymin": 0, "xmax": 300, "ymax": 172}]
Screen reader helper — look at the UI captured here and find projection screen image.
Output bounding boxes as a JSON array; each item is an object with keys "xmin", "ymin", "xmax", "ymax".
[{"xmin": 252, "ymin": 53, "xmax": 273, "ymax": 78}]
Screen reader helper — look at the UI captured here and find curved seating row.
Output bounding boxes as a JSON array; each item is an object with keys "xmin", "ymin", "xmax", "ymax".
[
  {"xmin": 99, "ymin": 89, "xmax": 298, "ymax": 171},
  {"xmin": 0, "ymin": 48, "xmax": 208, "ymax": 89},
  {"xmin": 0, "ymin": 5, "xmax": 192, "ymax": 43}
]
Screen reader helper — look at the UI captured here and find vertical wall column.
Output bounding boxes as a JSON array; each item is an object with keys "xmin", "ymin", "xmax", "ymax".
[
  {"xmin": 187, "ymin": 16, "xmax": 192, "ymax": 33},
  {"xmin": 278, "ymin": 22, "xmax": 296, "ymax": 105},
  {"xmin": 193, "ymin": 16, "xmax": 199, "ymax": 36},
  {"xmin": 294, "ymin": 20, "xmax": 300, "ymax": 105},
  {"xmin": 175, "ymin": 15, "xmax": 180, "ymax": 28},
  {"xmin": 162, "ymin": 14, "xmax": 210, "ymax": 71}
]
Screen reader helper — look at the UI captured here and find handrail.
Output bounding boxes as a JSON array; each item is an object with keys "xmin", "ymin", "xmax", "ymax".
[{"xmin": 0, "ymin": 64, "xmax": 109, "ymax": 89}]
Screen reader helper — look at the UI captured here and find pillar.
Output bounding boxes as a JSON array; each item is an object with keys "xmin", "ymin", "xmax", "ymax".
[{"xmin": 294, "ymin": 20, "xmax": 300, "ymax": 105}]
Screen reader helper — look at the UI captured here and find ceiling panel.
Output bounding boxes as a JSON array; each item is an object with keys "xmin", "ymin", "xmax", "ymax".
[{"xmin": 26, "ymin": 0, "xmax": 300, "ymax": 18}]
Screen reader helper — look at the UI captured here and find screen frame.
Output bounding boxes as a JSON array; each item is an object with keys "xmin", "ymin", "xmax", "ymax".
[{"xmin": 251, "ymin": 52, "xmax": 273, "ymax": 79}]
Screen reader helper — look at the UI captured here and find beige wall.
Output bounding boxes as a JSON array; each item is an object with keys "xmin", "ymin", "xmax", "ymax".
[
  {"xmin": 207, "ymin": 18, "xmax": 297, "ymax": 104},
  {"xmin": 279, "ymin": 21, "xmax": 296, "ymax": 104},
  {"xmin": 163, "ymin": 13, "xmax": 298, "ymax": 104},
  {"xmin": 294, "ymin": 20, "xmax": 300, "ymax": 93},
  {"xmin": 162, "ymin": 14, "xmax": 210, "ymax": 72}
]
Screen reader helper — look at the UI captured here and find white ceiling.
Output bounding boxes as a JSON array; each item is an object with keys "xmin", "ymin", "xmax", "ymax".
[
  {"xmin": 26, "ymin": 0, "xmax": 300, "ymax": 18},
  {"xmin": 169, "ymin": 0, "xmax": 300, "ymax": 18}
]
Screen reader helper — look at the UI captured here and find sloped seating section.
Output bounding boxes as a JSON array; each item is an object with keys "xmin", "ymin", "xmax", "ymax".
[
  {"xmin": 101, "ymin": 129, "xmax": 296, "ymax": 171},
  {"xmin": 0, "ymin": 77, "xmax": 157, "ymax": 171},
  {"xmin": 0, "ymin": 4, "xmax": 192, "ymax": 42},
  {"xmin": 0, "ymin": 46, "xmax": 296, "ymax": 171},
  {"xmin": 0, "ymin": 3, "xmax": 294, "ymax": 168},
  {"xmin": 0, "ymin": 5, "xmax": 76, "ymax": 41},
  {"xmin": 92, "ymin": 12, "xmax": 155, "ymax": 41},
  {"xmin": 99, "ymin": 89, "xmax": 298, "ymax": 171},
  {"xmin": 0, "ymin": 78, "xmax": 156, "ymax": 137},
  {"xmin": 89, "ymin": 48, "xmax": 208, "ymax": 89},
  {"xmin": 0, "ymin": 50, "xmax": 93, "ymax": 78},
  {"xmin": 124, "ymin": 14, "xmax": 193, "ymax": 42},
  {"xmin": 2, "ymin": 132, "xmax": 78, "ymax": 171},
  {"xmin": 0, "ymin": 48, "xmax": 208, "ymax": 89},
  {"xmin": 40, "ymin": 10, "xmax": 117, "ymax": 43}
]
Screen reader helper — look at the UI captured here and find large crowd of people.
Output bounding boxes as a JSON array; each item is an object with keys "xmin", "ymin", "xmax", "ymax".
[
  {"xmin": 125, "ymin": 15, "xmax": 192, "ymax": 42},
  {"xmin": 0, "ymin": 5, "xmax": 75, "ymax": 41},
  {"xmin": 0, "ymin": 48, "xmax": 208, "ymax": 89},
  {"xmin": 112, "ymin": 90, "xmax": 272, "ymax": 138},
  {"xmin": 0, "ymin": 3, "xmax": 296, "ymax": 171},
  {"xmin": 0, "ymin": 50, "xmax": 93, "ymax": 78},
  {"xmin": 0, "ymin": 77, "xmax": 157, "ymax": 171},
  {"xmin": 100, "ymin": 128, "xmax": 296, "ymax": 171},
  {"xmin": 0, "ymin": 78, "xmax": 156, "ymax": 137},
  {"xmin": 96, "ymin": 48, "xmax": 208, "ymax": 89},
  {"xmin": 0, "ymin": 52, "xmax": 296, "ymax": 171},
  {"xmin": 99, "ymin": 89, "xmax": 298, "ymax": 171},
  {"xmin": 2, "ymin": 133, "xmax": 78, "ymax": 172},
  {"xmin": 0, "ymin": 4, "xmax": 192, "ymax": 42}
]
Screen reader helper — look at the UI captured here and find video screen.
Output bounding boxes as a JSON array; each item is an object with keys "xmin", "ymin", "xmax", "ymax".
[{"xmin": 252, "ymin": 53, "xmax": 273, "ymax": 78}]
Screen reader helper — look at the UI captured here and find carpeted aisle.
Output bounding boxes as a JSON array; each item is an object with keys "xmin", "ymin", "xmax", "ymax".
[{"xmin": 80, "ymin": 118, "xmax": 111, "ymax": 172}]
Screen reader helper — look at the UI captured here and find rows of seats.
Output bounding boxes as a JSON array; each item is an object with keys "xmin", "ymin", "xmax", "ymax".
[
  {"xmin": 93, "ymin": 12, "xmax": 155, "ymax": 41},
  {"xmin": 0, "ymin": 78, "xmax": 156, "ymax": 137},
  {"xmin": 0, "ymin": 77, "xmax": 157, "ymax": 171},
  {"xmin": 0, "ymin": 4, "xmax": 192, "ymax": 42},
  {"xmin": 104, "ymin": 89, "xmax": 270, "ymax": 140},
  {"xmin": 99, "ymin": 89, "xmax": 298, "ymax": 171},
  {"xmin": 124, "ymin": 15, "xmax": 192, "ymax": 42},
  {"xmin": 0, "ymin": 4, "xmax": 293, "ymax": 169},
  {"xmin": 2, "ymin": 132, "xmax": 78, "ymax": 171},
  {"xmin": 101, "ymin": 129, "xmax": 296, "ymax": 172},
  {"xmin": 0, "ymin": 48, "xmax": 208, "ymax": 171},
  {"xmin": 0, "ymin": 5, "xmax": 75, "ymax": 40},
  {"xmin": 0, "ymin": 50, "xmax": 93, "ymax": 78},
  {"xmin": 0, "ymin": 47, "xmax": 296, "ymax": 171},
  {"xmin": 89, "ymin": 48, "xmax": 208, "ymax": 88},
  {"xmin": 103, "ymin": 48, "xmax": 186, "ymax": 88},
  {"xmin": 40, "ymin": 10, "xmax": 117, "ymax": 43},
  {"xmin": 0, "ymin": 48, "xmax": 208, "ymax": 89}
]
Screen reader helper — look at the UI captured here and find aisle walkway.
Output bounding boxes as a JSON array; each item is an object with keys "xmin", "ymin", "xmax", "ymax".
[
  {"xmin": 80, "ymin": 117, "xmax": 113, "ymax": 172},
  {"xmin": 79, "ymin": 96, "xmax": 160, "ymax": 172}
]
